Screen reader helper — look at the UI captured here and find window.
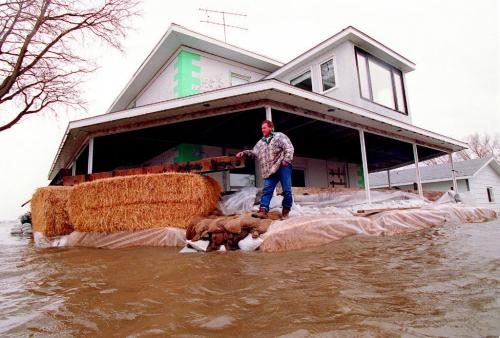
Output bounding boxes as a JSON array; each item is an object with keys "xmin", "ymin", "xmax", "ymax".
[
  {"xmin": 230, "ymin": 73, "xmax": 250, "ymax": 86},
  {"xmin": 320, "ymin": 59, "xmax": 336, "ymax": 91},
  {"xmin": 487, "ymin": 187, "xmax": 495, "ymax": 202},
  {"xmin": 291, "ymin": 70, "xmax": 313, "ymax": 91},
  {"xmin": 292, "ymin": 168, "xmax": 306, "ymax": 187},
  {"xmin": 355, "ymin": 48, "xmax": 407, "ymax": 113}
]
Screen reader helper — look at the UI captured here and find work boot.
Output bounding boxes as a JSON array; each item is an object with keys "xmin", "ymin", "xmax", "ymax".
[
  {"xmin": 281, "ymin": 207, "xmax": 291, "ymax": 219},
  {"xmin": 252, "ymin": 207, "xmax": 268, "ymax": 219}
]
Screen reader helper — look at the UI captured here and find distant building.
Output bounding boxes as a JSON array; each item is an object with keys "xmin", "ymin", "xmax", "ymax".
[{"xmin": 370, "ymin": 157, "xmax": 500, "ymax": 210}]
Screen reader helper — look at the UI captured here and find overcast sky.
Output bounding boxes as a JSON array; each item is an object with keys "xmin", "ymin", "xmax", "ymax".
[{"xmin": 0, "ymin": 0, "xmax": 499, "ymax": 220}]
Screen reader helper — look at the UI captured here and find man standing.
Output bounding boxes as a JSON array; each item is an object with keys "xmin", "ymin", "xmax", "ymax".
[{"xmin": 236, "ymin": 120, "xmax": 294, "ymax": 219}]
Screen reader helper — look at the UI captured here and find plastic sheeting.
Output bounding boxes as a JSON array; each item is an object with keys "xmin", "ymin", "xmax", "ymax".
[
  {"xmin": 261, "ymin": 205, "xmax": 497, "ymax": 252},
  {"xmin": 219, "ymin": 187, "xmax": 258, "ymax": 215},
  {"xmin": 34, "ymin": 227, "xmax": 186, "ymax": 249}
]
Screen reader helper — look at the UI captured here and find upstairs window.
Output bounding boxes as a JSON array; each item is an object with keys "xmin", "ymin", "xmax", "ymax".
[
  {"xmin": 230, "ymin": 73, "xmax": 250, "ymax": 86},
  {"xmin": 320, "ymin": 59, "xmax": 336, "ymax": 91},
  {"xmin": 291, "ymin": 70, "xmax": 313, "ymax": 91},
  {"xmin": 355, "ymin": 48, "xmax": 407, "ymax": 114}
]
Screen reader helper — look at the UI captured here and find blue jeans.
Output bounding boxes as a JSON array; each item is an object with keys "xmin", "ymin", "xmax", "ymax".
[{"xmin": 260, "ymin": 164, "xmax": 293, "ymax": 211}]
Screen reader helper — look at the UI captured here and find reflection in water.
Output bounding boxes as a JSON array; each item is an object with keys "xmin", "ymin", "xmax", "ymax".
[{"xmin": 1, "ymin": 220, "xmax": 500, "ymax": 337}]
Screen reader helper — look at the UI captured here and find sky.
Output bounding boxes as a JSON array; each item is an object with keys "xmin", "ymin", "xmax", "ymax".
[{"xmin": 0, "ymin": 0, "xmax": 499, "ymax": 220}]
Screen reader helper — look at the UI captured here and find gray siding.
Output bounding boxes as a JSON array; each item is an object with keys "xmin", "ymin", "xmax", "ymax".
[{"xmin": 469, "ymin": 165, "xmax": 500, "ymax": 211}]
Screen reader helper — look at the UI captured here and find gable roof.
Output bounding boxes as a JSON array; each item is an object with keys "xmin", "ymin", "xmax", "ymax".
[
  {"xmin": 266, "ymin": 26, "xmax": 416, "ymax": 80},
  {"xmin": 369, "ymin": 157, "xmax": 500, "ymax": 187},
  {"xmin": 107, "ymin": 23, "xmax": 283, "ymax": 113}
]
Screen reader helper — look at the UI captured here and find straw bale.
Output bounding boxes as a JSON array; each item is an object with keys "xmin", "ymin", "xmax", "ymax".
[
  {"xmin": 31, "ymin": 186, "xmax": 73, "ymax": 237},
  {"xmin": 68, "ymin": 172, "xmax": 221, "ymax": 232}
]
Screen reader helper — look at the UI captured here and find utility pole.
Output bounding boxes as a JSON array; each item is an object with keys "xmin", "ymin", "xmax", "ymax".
[{"xmin": 199, "ymin": 8, "xmax": 247, "ymax": 43}]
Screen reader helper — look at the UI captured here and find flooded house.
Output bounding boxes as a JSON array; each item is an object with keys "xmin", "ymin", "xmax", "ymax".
[{"xmin": 48, "ymin": 24, "xmax": 468, "ymax": 202}]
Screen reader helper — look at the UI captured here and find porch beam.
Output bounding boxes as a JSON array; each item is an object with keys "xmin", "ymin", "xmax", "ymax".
[
  {"xmin": 265, "ymin": 105, "xmax": 272, "ymax": 121},
  {"xmin": 359, "ymin": 129, "xmax": 371, "ymax": 203},
  {"xmin": 449, "ymin": 153, "xmax": 458, "ymax": 191},
  {"xmin": 412, "ymin": 143, "xmax": 424, "ymax": 199}
]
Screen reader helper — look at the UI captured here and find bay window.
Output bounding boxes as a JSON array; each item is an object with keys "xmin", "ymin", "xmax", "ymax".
[{"xmin": 355, "ymin": 48, "xmax": 407, "ymax": 114}]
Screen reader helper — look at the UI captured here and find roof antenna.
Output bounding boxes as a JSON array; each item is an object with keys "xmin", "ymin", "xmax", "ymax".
[{"xmin": 199, "ymin": 8, "xmax": 247, "ymax": 43}]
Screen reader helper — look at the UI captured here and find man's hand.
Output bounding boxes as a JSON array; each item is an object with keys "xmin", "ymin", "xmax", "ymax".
[
  {"xmin": 281, "ymin": 161, "xmax": 289, "ymax": 166},
  {"xmin": 236, "ymin": 151, "xmax": 245, "ymax": 159}
]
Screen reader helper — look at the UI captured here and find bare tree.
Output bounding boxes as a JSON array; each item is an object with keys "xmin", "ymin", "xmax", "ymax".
[
  {"xmin": 423, "ymin": 132, "xmax": 500, "ymax": 165},
  {"xmin": 0, "ymin": 0, "xmax": 139, "ymax": 132}
]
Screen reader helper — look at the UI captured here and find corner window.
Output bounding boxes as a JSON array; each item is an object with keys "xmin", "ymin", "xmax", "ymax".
[
  {"xmin": 355, "ymin": 48, "xmax": 407, "ymax": 114},
  {"xmin": 230, "ymin": 73, "xmax": 250, "ymax": 86},
  {"xmin": 291, "ymin": 70, "xmax": 313, "ymax": 92},
  {"xmin": 487, "ymin": 187, "xmax": 494, "ymax": 202},
  {"xmin": 320, "ymin": 59, "xmax": 336, "ymax": 91}
]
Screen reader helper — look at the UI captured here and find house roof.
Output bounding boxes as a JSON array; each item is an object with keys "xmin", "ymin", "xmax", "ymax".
[
  {"xmin": 369, "ymin": 157, "xmax": 500, "ymax": 187},
  {"xmin": 106, "ymin": 23, "xmax": 284, "ymax": 113},
  {"xmin": 107, "ymin": 24, "xmax": 416, "ymax": 114},
  {"xmin": 266, "ymin": 26, "xmax": 416, "ymax": 80},
  {"xmin": 48, "ymin": 79, "xmax": 468, "ymax": 180}
]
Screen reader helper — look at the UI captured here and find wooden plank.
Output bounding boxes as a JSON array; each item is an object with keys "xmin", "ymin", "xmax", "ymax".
[
  {"xmin": 61, "ymin": 156, "xmax": 245, "ymax": 186},
  {"xmin": 354, "ymin": 206, "xmax": 422, "ymax": 216}
]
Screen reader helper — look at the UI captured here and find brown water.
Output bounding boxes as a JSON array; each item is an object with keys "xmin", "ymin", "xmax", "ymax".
[{"xmin": 1, "ymin": 220, "xmax": 500, "ymax": 338}]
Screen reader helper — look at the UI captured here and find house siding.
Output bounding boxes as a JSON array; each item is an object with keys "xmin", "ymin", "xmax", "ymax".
[
  {"xmin": 469, "ymin": 165, "xmax": 500, "ymax": 211},
  {"xmin": 274, "ymin": 40, "xmax": 412, "ymax": 124},
  {"xmin": 135, "ymin": 47, "xmax": 267, "ymax": 107}
]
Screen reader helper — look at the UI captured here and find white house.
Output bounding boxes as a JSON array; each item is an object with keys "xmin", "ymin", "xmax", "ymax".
[
  {"xmin": 48, "ymin": 23, "xmax": 468, "ymax": 203},
  {"xmin": 369, "ymin": 157, "xmax": 500, "ymax": 210}
]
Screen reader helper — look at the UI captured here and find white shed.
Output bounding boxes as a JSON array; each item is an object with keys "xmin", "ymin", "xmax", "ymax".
[{"xmin": 369, "ymin": 157, "xmax": 500, "ymax": 211}]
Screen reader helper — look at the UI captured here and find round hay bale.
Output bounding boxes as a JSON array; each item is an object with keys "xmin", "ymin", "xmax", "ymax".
[
  {"xmin": 68, "ymin": 172, "xmax": 221, "ymax": 232},
  {"xmin": 31, "ymin": 186, "xmax": 74, "ymax": 237}
]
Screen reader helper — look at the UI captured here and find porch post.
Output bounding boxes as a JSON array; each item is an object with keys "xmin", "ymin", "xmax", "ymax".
[
  {"xmin": 72, "ymin": 161, "xmax": 76, "ymax": 176},
  {"xmin": 412, "ymin": 143, "xmax": 424, "ymax": 199},
  {"xmin": 358, "ymin": 129, "xmax": 371, "ymax": 203},
  {"xmin": 387, "ymin": 170, "xmax": 391, "ymax": 189},
  {"xmin": 87, "ymin": 137, "xmax": 94, "ymax": 174},
  {"xmin": 449, "ymin": 152, "xmax": 458, "ymax": 191},
  {"xmin": 265, "ymin": 105, "xmax": 272, "ymax": 121}
]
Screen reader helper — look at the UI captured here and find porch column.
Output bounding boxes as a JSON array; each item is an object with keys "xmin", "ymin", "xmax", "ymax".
[
  {"xmin": 87, "ymin": 137, "xmax": 94, "ymax": 174},
  {"xmin": 358, "ymin": 130, "xmax": 371, "ymax": 203},
  {"xmin": 449, "ymin": 152, "xmax": 458, "ymax": 191},
  {"xmin": 387, "ymin": 170, "xmax": 391, "ymax": 189},
  {"xmin": 71, "ymin": 161, "xmax": 76, "ymax": 176},
  {"xmin": 265, "ymin": 105, "xmax": 272, "ymax": 121},
  {"xmin": 412, "ymin": 143, "xmax": 424, "ymax": 199}
]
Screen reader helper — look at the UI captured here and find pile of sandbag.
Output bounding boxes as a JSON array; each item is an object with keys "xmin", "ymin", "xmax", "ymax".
[
  {"xmin": 185, "ymin": 212, "xmax": 280, "ymax": 251},
  {"xmin": 260, "ymin": 204, "xmax": 497, "ymax": 252}
]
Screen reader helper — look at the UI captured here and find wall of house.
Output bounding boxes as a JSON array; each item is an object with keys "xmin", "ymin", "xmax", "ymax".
[
  {"xmin": 274, "ymin": 40, "xmax": 412, "ymax": 124},
  {"xmin": 469, "ymin": 165, "xmax": 500, "ymax": 211},
  {"xmin": 135, "ymin": 47, "xmax": 268, "ymax": 107}
]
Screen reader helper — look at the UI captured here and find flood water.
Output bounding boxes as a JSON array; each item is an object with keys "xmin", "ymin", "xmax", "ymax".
[{"xmin": 1, "ymin": 219, "xmax": 500, "ymax": 337}]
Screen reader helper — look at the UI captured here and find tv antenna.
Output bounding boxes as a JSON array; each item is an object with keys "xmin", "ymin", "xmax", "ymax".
[{"xmin": 199, "ymin": 8, "xmax": 247, "ymax": 43}]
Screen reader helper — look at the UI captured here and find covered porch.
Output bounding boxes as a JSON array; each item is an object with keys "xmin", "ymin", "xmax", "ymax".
[{"xmin": 49, "ymin": 80, "xmax": 467, "ymax": 202}]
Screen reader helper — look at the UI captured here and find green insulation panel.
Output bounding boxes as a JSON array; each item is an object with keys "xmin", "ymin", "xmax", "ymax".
[
  {"xmin": 174, "ymin": 143, "xmax": 202, "ymax": 163},
  {"xmin": 357, "ymin": 165, "xmax": 365, "ymax": 189},
  {"xmin": 174, "ymin": 50, "xmax": 201, "ymax": 97}
]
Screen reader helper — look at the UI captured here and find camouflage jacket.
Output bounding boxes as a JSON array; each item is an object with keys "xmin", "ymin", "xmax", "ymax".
[{"xmin": 243, "ymin": 132, "xmax": 294, "ymax": 178}]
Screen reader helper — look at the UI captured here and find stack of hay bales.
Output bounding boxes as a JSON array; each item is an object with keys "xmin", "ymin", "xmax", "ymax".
[
  {"xmin": 31, "ymin": 186, "xmax": 74, "ymax": 237},
  {"xmin": 68, "ymin": 172, "xmax": 221, "ymax": 232}
]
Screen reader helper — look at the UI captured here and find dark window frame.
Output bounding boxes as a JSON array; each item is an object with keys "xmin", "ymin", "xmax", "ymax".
[
  {"xmin": 355, "ymin": 47, "xmax": 408, "ymax": 115},
  {"xmin": 487, "ymin": 187, "xmax": 494, "ymax": 203},
  {"xmin": 290, "ymin": 70, "xmax": 313, "ymax": 92}
]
